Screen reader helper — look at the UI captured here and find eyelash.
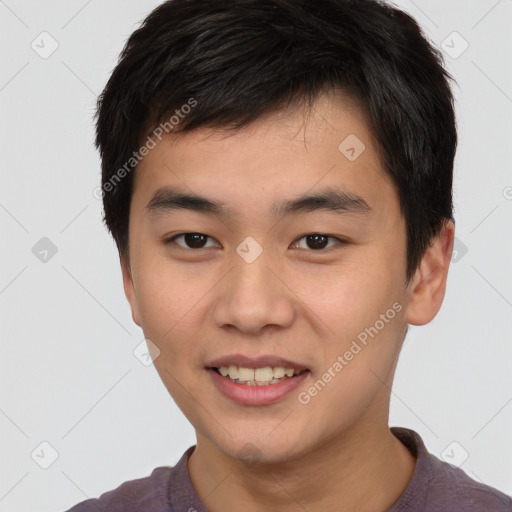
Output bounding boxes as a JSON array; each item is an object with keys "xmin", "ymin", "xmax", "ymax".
[{"xmin": 163, "ymin": 232, "xmax": 347, "ymax": 252}]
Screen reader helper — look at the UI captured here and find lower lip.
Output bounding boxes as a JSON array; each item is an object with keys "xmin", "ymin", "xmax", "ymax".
[{"xmin": 207, "ymin": 368, "xmax": 310, "ymax": 406}]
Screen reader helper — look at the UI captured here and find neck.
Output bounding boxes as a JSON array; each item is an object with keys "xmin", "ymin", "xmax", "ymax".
[{"xmin": 188, "ymin": 417, "xmax": 416, "ymax": 512}]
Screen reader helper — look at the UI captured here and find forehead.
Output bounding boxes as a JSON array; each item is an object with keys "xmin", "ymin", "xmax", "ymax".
[{"xmin": 132, "ymin": 91, "xmax": 397, "ymax": 221}]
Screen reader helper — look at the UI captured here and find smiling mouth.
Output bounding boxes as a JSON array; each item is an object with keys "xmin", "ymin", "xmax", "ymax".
[{"xmin": 210, "ymin": 365, "xmax": 309, "ymax": 386}]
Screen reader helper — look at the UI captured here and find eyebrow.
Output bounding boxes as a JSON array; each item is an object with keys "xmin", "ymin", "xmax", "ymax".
[{"xmin": 145, "ymin": 185, "xmax": 371, "ymax": 219}]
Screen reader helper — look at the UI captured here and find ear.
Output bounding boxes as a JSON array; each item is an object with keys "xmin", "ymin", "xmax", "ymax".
[
  {"xmin": 404, "ymin": 219, "xmax": 455, "ymax": 326},
  {"xmin": 120, "ymin": 255, "xmax": 142, "ymax": 327}
]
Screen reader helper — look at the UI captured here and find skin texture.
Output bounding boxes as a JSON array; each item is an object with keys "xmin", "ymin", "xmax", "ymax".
[{"xmin": 121, "ymin": 90, "xmax": 455, "ymax": 512}]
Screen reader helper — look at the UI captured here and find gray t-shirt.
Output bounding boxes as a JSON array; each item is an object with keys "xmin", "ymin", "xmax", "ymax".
[{"xmin": 65, "ymin": 427, "xmax": 512, "ymax": 511}]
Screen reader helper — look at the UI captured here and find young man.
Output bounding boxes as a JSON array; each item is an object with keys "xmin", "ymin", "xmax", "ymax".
[{"xmin": 67, "ymin": 0, "xmax": 512, "ymax": 510}]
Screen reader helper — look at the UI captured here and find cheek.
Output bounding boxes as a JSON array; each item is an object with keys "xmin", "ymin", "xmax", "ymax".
[
  {"xmin": 132, "ymin": 260, "xmax": 211, "ymax": 408},
  {"xmin": 296, "ymin": 256, "xmax": 402, "ymax": 337},
  {"xmin": 134, "ymin": 246, "xmax": 206, "ymax": 320},
  {"xmin": 295, "ymin": 252, "xmax": 406, "ymax": 386},
  {"xmin": 132, "ymin": 253, "xmax": 223, "ymax": 372},
  {"xmin": 132, "ymin": 257, "xmax": 194, "ymax": 347},
  {"xmin": 296, "ymin": 312, "xmax": 404, "ymax": 437}
]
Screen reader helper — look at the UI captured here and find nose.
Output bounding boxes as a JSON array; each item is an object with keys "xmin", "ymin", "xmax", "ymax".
[{"xmin": 212, "ymin": 249, "xmax": 296, "ymax": 335}]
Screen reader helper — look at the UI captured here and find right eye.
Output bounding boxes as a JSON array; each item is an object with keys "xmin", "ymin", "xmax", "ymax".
[{"xmin": 163, "ymin": 232, "xmax": 221, "ymax": 250}]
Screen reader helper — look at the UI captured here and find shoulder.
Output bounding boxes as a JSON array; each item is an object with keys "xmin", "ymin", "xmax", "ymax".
[
  {"xmin": 425, "ymin": 454, "xmax": 512, "ymax": 511},
  {"xmin": 391, "ymin": 427, "xmax": 512, "ymax": 512},
  {"xmin": 64, "ymin": 466, "xmax": 173, "ymax": 512}
]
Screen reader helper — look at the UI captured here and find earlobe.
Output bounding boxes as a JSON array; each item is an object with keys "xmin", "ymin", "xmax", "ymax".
[
  {"xmin": 120, "ymin": 256, "xmax": 143, "ymax": 327},
  {"xmin": 404, "ymin": 219, "xmax": 455, "ymax": 326}
]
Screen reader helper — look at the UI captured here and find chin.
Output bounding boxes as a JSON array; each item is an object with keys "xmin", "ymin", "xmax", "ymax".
[{"xmin": 214, "ymin": 428, "xmax": 309, "ymax": 466}]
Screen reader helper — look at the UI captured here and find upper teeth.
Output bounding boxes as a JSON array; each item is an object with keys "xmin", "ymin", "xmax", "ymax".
[{"xmin": 217, "ymin": 365, "xmax": 301, "ymax": 382}]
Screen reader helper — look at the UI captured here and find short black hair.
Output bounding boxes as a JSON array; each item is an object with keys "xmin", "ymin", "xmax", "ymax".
[{"xmin": 95, "ymin": 0, "xmax": 457, "ymax": 283}]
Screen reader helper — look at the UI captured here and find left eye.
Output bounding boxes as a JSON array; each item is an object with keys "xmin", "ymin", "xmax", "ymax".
[
  {"xmin": 291, "ymin": 234, "xmax": 342, "ymax": 251},
  {"xmin": 165, "ymin": 233, "xmax": 343, "ymax": 251}
]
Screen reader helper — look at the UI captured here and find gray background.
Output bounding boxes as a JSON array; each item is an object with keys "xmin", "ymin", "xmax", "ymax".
[{"xmin": 0, "ymin": 0, "xmax": 511, "ymax": 510}]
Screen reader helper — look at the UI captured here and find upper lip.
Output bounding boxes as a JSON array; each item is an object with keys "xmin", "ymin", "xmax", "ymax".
[{"xmin": 206, "ymin": 353, "xmax": 309, "ymax": 371}]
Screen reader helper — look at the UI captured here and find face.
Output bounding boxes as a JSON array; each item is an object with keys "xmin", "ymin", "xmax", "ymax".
[{"xmin": 122, "ymin": 91, "xmax": 426, "ymax": 464}]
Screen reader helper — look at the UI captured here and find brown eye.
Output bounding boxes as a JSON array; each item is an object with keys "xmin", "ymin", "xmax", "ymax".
[
  {"xmin": 292, "ymin": 234, "xmax": 343, "ymax": 251},
  {"xmin": 305, "ymin": 234, "xmax": 329, "ymax": 250},
  {"xmin": 165, "ymin": 233, "xmax": 220, "ymax": 249}
]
